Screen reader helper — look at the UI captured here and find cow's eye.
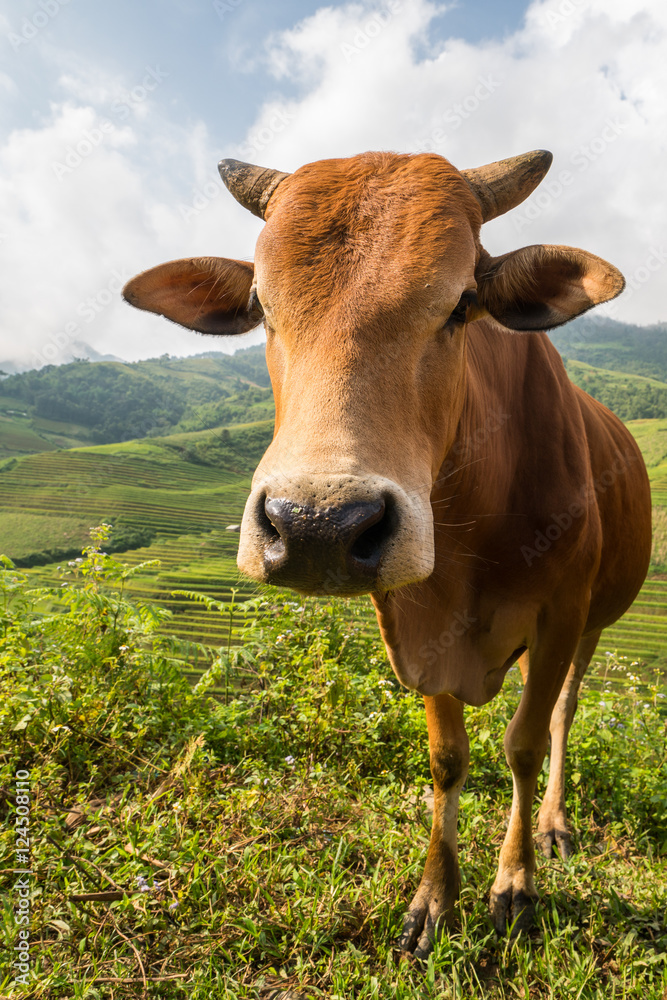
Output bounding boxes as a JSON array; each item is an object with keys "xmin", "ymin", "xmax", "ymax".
[
  {"xmin": 448, "ymin": 290, "xmax": 477, "ymax": 327},
  {"xmin": 248, "ymin": 288, "xmax": 264, "ymax": 319}
]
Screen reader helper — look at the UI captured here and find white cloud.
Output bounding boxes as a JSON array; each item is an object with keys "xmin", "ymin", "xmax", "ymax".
[
  {"xmin": 0, "ymin": 0, "xmax": 665, "ymax": 373},
  {"xmin": 234, "ymin": 0, "xmax": 667, "ymax": 325},
  {"xmin": 0, "ymin": 92, "xmax": 262, "ymax": 369}
]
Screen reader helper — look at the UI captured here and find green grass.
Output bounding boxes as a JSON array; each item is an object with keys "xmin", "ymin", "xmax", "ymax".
[
  {"xmin": 0, "ymin": 428, "xmax": 265, "ymax": 655},
  {"xmin": 0, "ymin": 441, "xmax": 258, "ymax": 540},
  {"xmin": 625, "ymin": 419, "xmax": 667, "ymax": 475},
  {"xmin": 0, "ymin": 400, "xmax": 99, "ymax": 456},
  {"xmin": 651, "ymin": 508, "xmax": 667, "ymax": 572},
  {"xmin": 1, "ymin": 540, "xmax": 666, "ymax": 998},
  {"xmin": 0, "ymin": 512, "xmax": 94, "ymax": 561}
]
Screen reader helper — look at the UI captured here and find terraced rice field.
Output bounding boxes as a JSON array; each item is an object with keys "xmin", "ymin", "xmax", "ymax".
[
  {"xmin": 2, "ymin": 423, "xmax": 666, "ymax": 678},
  {"xmin": 117, "ymin": 532, "xmax": 259, "ymax": 648},
  {"xmin": 0, "ymin": 449, "xmax": 249, "ymax": 540},
  {"xmin": 78, "ymin": 516, "xmax": 667, "ymax": 670},
  {"xmin": 596, "ymin": 577, "xmax": 667, "ymax": 668},
  {"xmin": 650, "ymin": 477, "xmax": 667, "ymax": 507}
]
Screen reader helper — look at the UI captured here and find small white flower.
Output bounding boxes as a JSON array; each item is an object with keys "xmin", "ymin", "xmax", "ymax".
[{"xmin": 284, "ymin": 755, "xmax": 295, "ymax": 765}]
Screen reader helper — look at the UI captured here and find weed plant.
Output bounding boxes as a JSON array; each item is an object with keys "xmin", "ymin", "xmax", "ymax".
[{"xmin": 0, "ymin": 529, "xmax": 666, "ymax": 998}]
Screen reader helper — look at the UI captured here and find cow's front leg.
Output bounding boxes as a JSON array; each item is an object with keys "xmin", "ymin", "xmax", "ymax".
[
  {"xmin": 490, "ymin": 633, "xmax": 578, "ymax": 934},
  {"xmin": 399, "ymin": 693, "xmax": 469, "ymax": 959}
]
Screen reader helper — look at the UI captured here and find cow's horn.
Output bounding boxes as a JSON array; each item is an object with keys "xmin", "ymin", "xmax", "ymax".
[
  {"xmin": 461, "ymin": 150, "xmax": 553, "ymax": 223},
  {"xmin": 218, "ymin": 158, "xmax": 290, "ymax": 219}
]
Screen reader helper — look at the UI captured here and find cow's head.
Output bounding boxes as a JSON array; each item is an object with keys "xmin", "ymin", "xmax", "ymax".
[{"xmin": 123, "ymin": 150, "xmax": 623, "ymax": 596}]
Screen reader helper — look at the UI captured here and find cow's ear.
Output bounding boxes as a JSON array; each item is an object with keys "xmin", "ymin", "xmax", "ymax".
[
  {"xmin": 475, "ymin": 244, "xmax": 624, "ymax": 331},
  {"xmin": 122, "ymin": 257, "xmax": 261, "ymax": 335}
]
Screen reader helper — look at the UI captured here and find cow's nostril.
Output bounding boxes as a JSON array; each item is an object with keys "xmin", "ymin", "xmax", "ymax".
[
  {"xmin": 261, "ymin": 496, "xmax": 282, "ymax": 541},
  {"xmin": 349, "ymin": 496, "xmax": 394, "ymax": 566}
]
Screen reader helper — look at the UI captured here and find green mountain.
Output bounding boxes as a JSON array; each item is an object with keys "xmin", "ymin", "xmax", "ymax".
[
  {"xmin": 1, "ymin": 314, "xmax": 667, "ymax": 460},
  {"xmin": 551, "ymin": 315, "xmax": 667, "ymax": 381},
  {"xmin": 0, "ymin": 346, "xmax": 273, "ymax": 457},
  {"xmin": 565, "ymin": 359, "xmax": 667, "ymax": 421}
]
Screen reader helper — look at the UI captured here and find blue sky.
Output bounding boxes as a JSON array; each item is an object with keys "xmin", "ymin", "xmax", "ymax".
[
  {"xmin": 3, "ymin": 0, "xmax": 530, "ymax": 144},
  {"xmin": 0, "ymin": 0, "xmax": 665, "ymax": 369}
]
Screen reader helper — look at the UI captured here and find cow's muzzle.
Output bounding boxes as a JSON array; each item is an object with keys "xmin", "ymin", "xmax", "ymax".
[
  {"xmin": 237, "ymin": 473, "xmax": 435, "ymax": 595},
  {"xmin": 257, "ymin": 494, "xmax": 394, "ymax": 594}
]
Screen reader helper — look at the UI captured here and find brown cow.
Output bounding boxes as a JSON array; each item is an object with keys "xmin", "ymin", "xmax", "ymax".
[{"xmin": 123, "ymin": 149, "xmax": 652, "ymax": 958}]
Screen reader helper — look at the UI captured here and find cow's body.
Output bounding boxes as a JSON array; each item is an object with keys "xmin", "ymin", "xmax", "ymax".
[
  {"xmin": 124, "ymin": 148, "xmax": 652, "ymax": 958},
  {"xmin": 374, "ymin": 322, "xmax": 650, "ymax": 706}
]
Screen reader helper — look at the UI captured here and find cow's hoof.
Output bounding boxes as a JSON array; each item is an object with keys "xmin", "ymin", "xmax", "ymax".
[
  {"xmin": 536, "ymin": 827, "xmax": 573, "ymax": 859},
  {"xmin": 397, "ymin": 897, "xmax": 450, "ymax": 960},
  {"xmin": 488, "ymin": 887, "xmax": 537, "ymax": 936}
]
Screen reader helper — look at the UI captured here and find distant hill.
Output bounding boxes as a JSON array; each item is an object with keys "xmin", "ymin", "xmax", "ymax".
[
  {"xmin": 1, "ymin": 314, "xmax": 667, "ymax": 459},
  {"xmin": 551, "ymin": 315, "xmax": 667, "ymax": 382},
  {"xmin": 0, "ymin": 346, "xmax": 274, "ymax": 457},
  {"xmin": 565, "ymin": 360, "xmax": 667, "ymax": 421},
  {"xmin": 0, "ymin": 340, "xmax": 125, "ymax": 375}
]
